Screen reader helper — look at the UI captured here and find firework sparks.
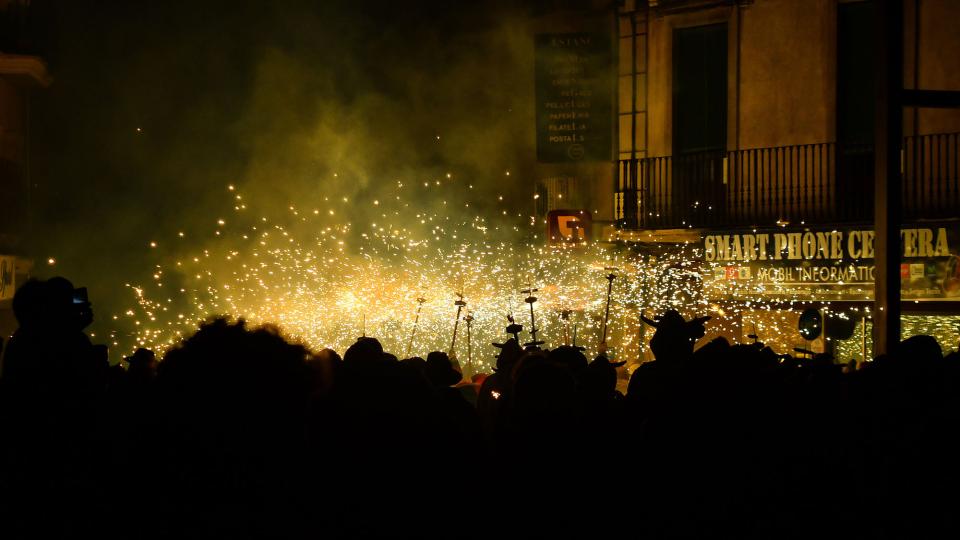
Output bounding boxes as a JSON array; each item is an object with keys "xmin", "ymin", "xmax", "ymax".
[{"xmin": 107, "ymin": 175, "xmax": 958, "ymax": 366}]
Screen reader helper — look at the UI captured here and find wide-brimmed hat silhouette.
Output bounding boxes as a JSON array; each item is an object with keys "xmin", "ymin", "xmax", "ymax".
[
  {"xmin": 425, "ymin": 351, "xmax": 462, "ymax": 387},
  {"xmin": 491, "ymin": 337, "xmax": 523, "ymax": 373}
]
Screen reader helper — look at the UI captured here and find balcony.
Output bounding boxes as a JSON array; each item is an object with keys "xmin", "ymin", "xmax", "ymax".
[{"xmin": 614, "ymin": 132, "xmax": 960, "ymax": 230}]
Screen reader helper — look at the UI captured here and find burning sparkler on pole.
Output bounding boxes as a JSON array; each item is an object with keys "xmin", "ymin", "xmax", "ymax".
[
  {"xmin": 600, "ymin": 268, "xmax": 619, "ymax": 352},
  {"xmin": 449, "ymin": 292, "xmax": 467, "ymax": 357},
  {"xmin": 464, "ymin": 311, "xmax": 474, "ymax": 375},
  {"xmin": 406, "ymin": 296, "xmax": 426, "ymax": 357},
  {"xmin": 522, "ymin": 284, "xmax": 544, "ymax": 349}
]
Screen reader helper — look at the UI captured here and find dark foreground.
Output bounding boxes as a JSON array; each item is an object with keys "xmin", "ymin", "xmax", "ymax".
[{"xmin": 1, "ymin": 278, "xmax": 958, "ymax": 539}]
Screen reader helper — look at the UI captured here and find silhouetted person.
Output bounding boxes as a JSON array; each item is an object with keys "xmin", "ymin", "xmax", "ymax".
[
  {"xmin": 425, "ymin": 350, "xmax": 462, "ymax": 388},
  {"xmin": 2, "ymin": 275, "xmax": 958, "ymax": 539},
  {"xmin": 424, "ymin": 350, "xmax": 482, "ymax": 457},
  {"xmin": 126, "ymin": 347, "xmax": 157, "ymax": 381},
  {"xmin": 153, "ymin": 318, "xmax": 313, "ymax": 536},
  {"xmin": 3, "ymin": 277, "xmax": 104, "ymax": 390},
  {"xmin": 0, "ymin": 278, "xmax": 107, "ymax": 538},
  {"xmin": 477, "ymin": 337, "xmax": 522, "ymax": 458}
]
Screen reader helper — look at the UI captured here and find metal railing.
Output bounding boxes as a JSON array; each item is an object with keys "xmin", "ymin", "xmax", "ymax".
[
  {"xmin": 903, "ymin": 132, "xmax": 960, "ymax": 218},
  {"xmin": 614, "ymin": 132, "xmax": 960, "ymax": 229}
]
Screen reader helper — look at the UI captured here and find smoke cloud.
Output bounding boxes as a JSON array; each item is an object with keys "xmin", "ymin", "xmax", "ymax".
[{"xmin": 30, "ymin": 1, "xmax": 556, "ymax": 358}]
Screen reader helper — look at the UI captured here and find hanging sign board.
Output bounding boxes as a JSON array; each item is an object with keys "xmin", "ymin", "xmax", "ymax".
[{"xmin": 535, "ymin": 33, "xmax": 613, "ymax": 163}]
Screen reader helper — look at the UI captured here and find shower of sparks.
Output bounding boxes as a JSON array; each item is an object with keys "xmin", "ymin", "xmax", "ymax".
[
  {"xmin": 107, "ymin": 175, "xmax": 959, "ymax": 368},
  {"xmin": 108, "ymin": 178, "xmax": 658, "ymax": 367}
]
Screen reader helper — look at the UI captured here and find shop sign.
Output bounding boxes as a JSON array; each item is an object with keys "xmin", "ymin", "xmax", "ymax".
[
  {"xmin": 701, "ymin": 223, "xmax": 960, "ymax": 301},
  {"xmin": 547, "ymin": 209, "xmax": 592, "ymax": 245}
]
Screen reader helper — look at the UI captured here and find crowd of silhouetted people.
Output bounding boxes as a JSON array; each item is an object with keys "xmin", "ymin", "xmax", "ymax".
[{"xmin": 1, "ymin": 277, "xmax": 959, "ymax": 538}]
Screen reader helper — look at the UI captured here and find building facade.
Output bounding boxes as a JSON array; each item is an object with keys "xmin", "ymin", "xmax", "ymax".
[
  {"xmin": 0, "ymin": 0, "xmax": 50, "ymax": 336},
  {"xmin": 608, "ymin": 0, "xmax": 960, "ymax": 359}
]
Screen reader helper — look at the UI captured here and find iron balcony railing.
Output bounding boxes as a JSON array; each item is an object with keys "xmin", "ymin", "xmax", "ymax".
[{"xmin": 614, "ymin": 132, "xmax": 960, "ymax": 229}]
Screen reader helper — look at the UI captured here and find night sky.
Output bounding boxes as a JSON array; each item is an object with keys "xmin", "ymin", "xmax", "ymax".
[{"xmin": 25, "ymin": 0, "xmax": 536, "ymax": 343}]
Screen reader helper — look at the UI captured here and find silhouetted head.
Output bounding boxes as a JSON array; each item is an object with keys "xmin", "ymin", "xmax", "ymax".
[
  {"xmin": 125, "ymin": 347, "xmax": 157, "ymax": 379},
  {"xmin": 809, "ymin": 352, "xmax": 835, "ymax": 369},
  {"xmin": 306, "ymin": 348, "xmax": 341, "ymax": 394},
  {"xmin": 344, "ymin": 336, "xmax": 384, "ymax": 365},
  {"xmin": 493, "ymin": 337, "xmax": 523, "ymax": 375},
  {"xmin": 585, "ymin": 354, "xmax": 626, "ymax": 397},
  {"xmin": 12, "ymin": 279, "xmax": 48, "ymax": 328},
  {"xmin": 692, "ymin": 336, "xmax": 730, "ymax": 362},
  {"xmin": 425, "ymin": 351, "xmax": 462, "ymax": 387},
  {"xmin": 46, "ymin": 277, "xmax": 85, "ymax": 329},
  {"xmin": 156, "ymin": 319, "xmax": 312, "ymax": 479},
  {"xmin": 643, "ymin": 310, "xmax": 709, "ymax": 362},
  {"xmin": 549, "ymin": 345, "xmax": 589, "ymax": 377},
  {"xmin": 513, "ymin": 352, "xmax": 577, "ymax": 423},
  {"xmin": 12, "ymin": 277, "xmax": 93, "ymax": 332},
  {"xmin": 896, "ymin": 334, "xmax": 943, "ymax": 363},
  {"xmin": 400, "ymin": 356, "xmax": 427, "ymax": 376}
]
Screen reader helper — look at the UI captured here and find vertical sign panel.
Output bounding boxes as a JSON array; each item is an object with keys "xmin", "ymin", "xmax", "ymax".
[{"xmin": 535, "ymin": 33, "xmax": 613, "ymax": 163}]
